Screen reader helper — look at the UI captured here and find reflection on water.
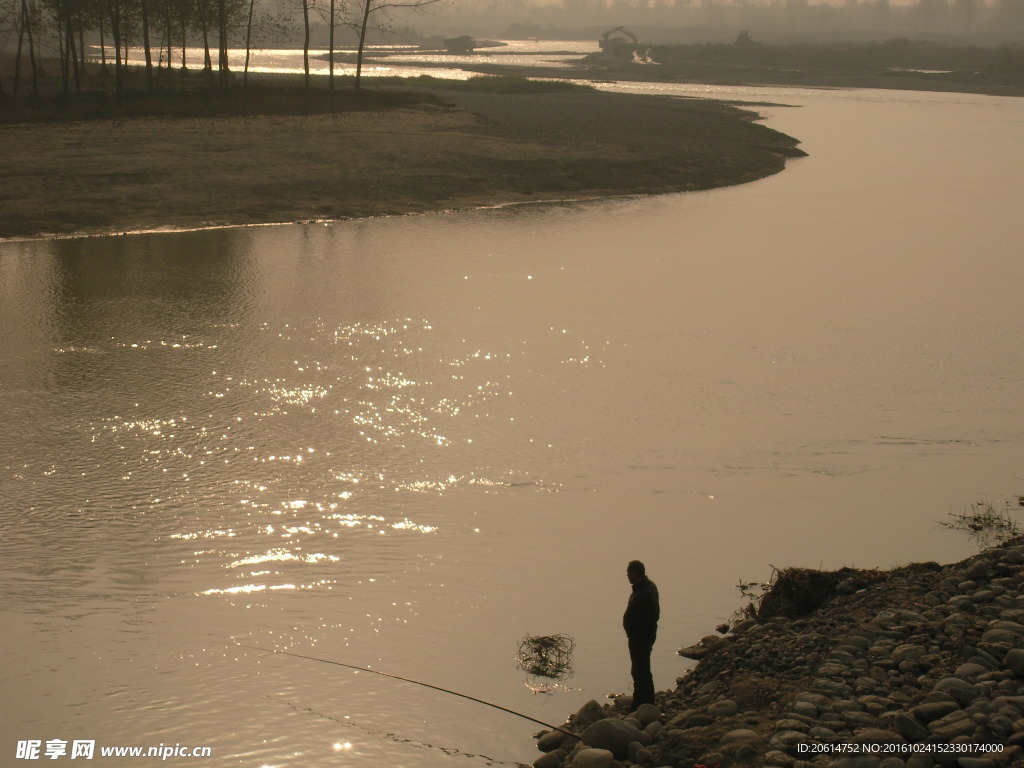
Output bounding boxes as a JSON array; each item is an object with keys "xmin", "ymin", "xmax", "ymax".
[
  {"xmin": 99, "ymin": 39, "xmax": 595, "ymax": 81},
  {"xmin": 2, "ymin": 86, "xmax": 1024, "ymax": 766}
]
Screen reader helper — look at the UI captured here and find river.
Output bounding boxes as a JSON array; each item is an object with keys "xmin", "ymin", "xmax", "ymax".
[{"xmin": 2, "ymin": 51, "xmax": 1024, "ymax": 768}]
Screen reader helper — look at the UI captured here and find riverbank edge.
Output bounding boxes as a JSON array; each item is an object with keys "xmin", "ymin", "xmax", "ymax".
[
  {"xmin": 0, "ymin": 87, "xmax": 804, "ymax": 242},
  {"xmin": 448, "ymin": 56, "xmax": 1024, "ymax": 98},
  {"xmin": 533, "ymin": 540, "xmax": 1024, "ymax": 768}
]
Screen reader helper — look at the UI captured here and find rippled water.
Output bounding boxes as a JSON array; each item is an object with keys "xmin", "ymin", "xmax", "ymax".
[
  {"xmin": 2, "ymin": 85, "xmax": 1024, "ymax": 766},
  {"xmin": 104, "ymin": 39, "xmax": 594, "ymax": 81}
]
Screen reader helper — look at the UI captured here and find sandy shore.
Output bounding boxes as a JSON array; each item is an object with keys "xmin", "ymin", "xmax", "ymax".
[{"xmin": 0, "ymin": 88, "xmax": 804, "ymax": 240}]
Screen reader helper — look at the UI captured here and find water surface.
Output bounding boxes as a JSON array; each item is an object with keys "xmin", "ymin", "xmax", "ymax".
[{"xmin": 2, "ymin": 85, "xmax": 1023, "ymax": 767}]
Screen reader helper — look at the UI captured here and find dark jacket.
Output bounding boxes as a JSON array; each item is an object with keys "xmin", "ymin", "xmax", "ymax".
[{"xmin": 623, "ymin": 576, "xmax": 660, "ymax": 644}]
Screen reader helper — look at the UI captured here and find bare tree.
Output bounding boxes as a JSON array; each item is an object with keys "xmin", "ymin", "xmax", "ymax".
[
  {"xmin": 349, "ymin": 0, "xmax": 444, "ymax": 91},
  {"xmin": 12, "ymin": 0, "xmax": 42, "ymax": 99},
  {"xmin": 141, "ymin": 0, "xmax": 153, "ymax": 89},
  {"xmin": 313, "ymin": 0, "xmax": 344, "ymax": 94}
]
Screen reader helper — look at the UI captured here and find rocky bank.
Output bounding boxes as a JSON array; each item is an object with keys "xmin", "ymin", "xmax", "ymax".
[{"xmin": 533, "ymin": 540, "xmax": 1024, "ymax": 768}]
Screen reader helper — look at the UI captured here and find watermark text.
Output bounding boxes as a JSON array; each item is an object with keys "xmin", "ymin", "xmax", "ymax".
[{"xmin": 16, "ymin": 740, "xmax": 213, "ymax": 760}]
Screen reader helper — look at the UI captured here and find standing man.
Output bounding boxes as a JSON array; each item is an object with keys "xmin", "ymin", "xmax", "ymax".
[{"xmin": 623, "ymin": 559, "xmax": 659, "ymax": 710}]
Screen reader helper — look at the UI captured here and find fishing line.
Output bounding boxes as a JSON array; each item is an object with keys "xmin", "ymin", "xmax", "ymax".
[
  {"xmin": 237, "ymin": 644, "xmax": 580, "ymax": 739},
  {"xmin": 278, "ymin": 697, "xmax": 527, "ymax": 767}
]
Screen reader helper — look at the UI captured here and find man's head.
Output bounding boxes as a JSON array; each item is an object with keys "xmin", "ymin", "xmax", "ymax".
[{"xmin": 627, "ymin": 560, "xmax": 646, "ymax": 584}]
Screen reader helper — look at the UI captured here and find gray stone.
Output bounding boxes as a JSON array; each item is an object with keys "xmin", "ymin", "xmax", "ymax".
[
  {"xmin": 891, "ymin": 712, "xmax": 930, "ymax": 741},
  {"xmin": 770, "ymin": 730, "xmax": 808, "ymax": 750},
  {"xmin": 766, "ymin": 749, "xmax": 796, "ymax": 767},
  {"xmin": 987, "ymin": 713, "xmax": 1015, "ymax": 738},
  {"xmin": 912, "ymin": 700, "xmax": 961, "ymax": 722},
  {"xmin": 612, "ymin": 695, "xmax": 633, "ymax": 712},
  {"xmin": 844, "ymin": 636, "xmax": 874, "ymax": 650},
  {"xmin": 666, "ymin": 708, "xmax": 698, "ymax": 728},
  {"xmin": 967, "ymin": 652, "xmax": 999, "ymax": 670},
  {"xmin": 537, "ymin": 729, "xmax": 575, "ymax": 752},
  {"xmin": 627, "ymin": 741, "xmax": 651, "ymax": 763},
  {"xmin": 731, "ymin": 618, "xmax": 759, "ymax": 634},
  {"xmin": 682, "ymin": 713, "xmax": 715, "ymax": 728},
  {"xmin": 798, "ymin": 693, "xmax": 834, "ymax": 708},
  {"xmin": 809, "ymin": 726, "xmax": 839, "ymax": 740},
  {"xmin": 534, "ymin": 749, "xmax": 567, "ymax": 768},
  {"xmin": 834, "ymin": 699, "xmax": 863, "ymax": 713},
  {"xmin": 572, "ymin": 747, "xmax": 615, "ymax": 768},
  {"xmin": 1006, "ymin": 648, "xmax": 1024, "ymax": 677},
  {"xmin": 988, "ymin": 620, "xmax": 1024, "ymax": 634},
  {"xmin": 776, "ymin": 719, "xmax": 811, "ymax": 732},
  {"xmin": 967, "ymin": 560, "xmax": 992, "ymax": 581},
  {"xmin": 955, "ymin": 760, "xmax": 996, "ymax": 768},
  {"xmin": 981, "ymin": 628, "xmax": 1019, "ymax": 645},
  {"xmin": 923, "ymin": 691, "xmax": 959, "ymax": 705},
  {"xmin": 735, "ymin": 742, "xmax": 761, "ymax": 760},
  {"xmin": 1005, "ymin": 549, "xmax": 1024, "ymax": 565},
  {"xmin": 901, "ymin": 611, "xmax": 929, "ymax": 624},
  {"xmin": 633, "ymin": 703, "xmax": 662, "ymax": 727},
  {"xmin": 698, "ymin": 751, "xmax": 726, "ymax": 767},
  {"xmin": 892, "ymin": 645, "xmax": 926, "ymax": 663},
  {"xmin": 933, "ymin": 677, "xmax": 979, "ymax": 707},
  {"xmin": 581, "ymin": 718, "xmax": 644, "ymax": 759},
  {"xmin": 678, "ymin": 636, "xmax": 725, "ymax": 660},
  {"xmin": 719, "ymin": 728, "xmax": 763, "ymax": 745},
  {"xmin": 843, "ymin": 711, "xmax": 879, "ymax": 727},
  {"xmin": 574, "ymin": 699, "xmax": 608, "ymax": 729},
  {"xmin": 707, "ymin": 698, "xmax": 738, "ymax": 717},
  {"xmin": 791, "ymin": 700, "xmax": 820, "ymax": 718},
  {"xmin": 928, "ymin": 713, "xmax": 976, "ymax": 740},
  {"xmin": 954, "ymin": 662, "xmax": 988, "ymax": 678},
  {"xmin": 819, "ymin": 663, "xmax": 850, "ymax": 677}
]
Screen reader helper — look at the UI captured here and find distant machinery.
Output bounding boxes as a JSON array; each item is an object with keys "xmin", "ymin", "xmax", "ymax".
[
  {"xmin": 444, "ymin": 36, "xmax": 476, "ymax": 54},
  {"xmin": 599, "ymin": 26, "xmax": 639, "ymax": 57}
]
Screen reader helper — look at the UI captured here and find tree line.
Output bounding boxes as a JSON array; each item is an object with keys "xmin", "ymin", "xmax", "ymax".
[{"xmin": 0, "ymin": 0, "xmax": 444, "ymax": 106}]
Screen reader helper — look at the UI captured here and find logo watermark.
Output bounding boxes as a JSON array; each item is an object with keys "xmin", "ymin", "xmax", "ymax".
[{"xmin": 16, "ymin": 740, "xmax": 213, "ymax": 761}]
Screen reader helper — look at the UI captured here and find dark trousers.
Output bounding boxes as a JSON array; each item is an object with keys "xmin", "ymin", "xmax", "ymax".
[{"xmin": 628, "ymin": 636, "xmax": 655, "ymax": 708}]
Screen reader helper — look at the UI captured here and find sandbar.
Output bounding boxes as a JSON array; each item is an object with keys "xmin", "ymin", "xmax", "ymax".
[{"xmin": 0, "ymin": 88, "xmax": 804, "ymax": 240}]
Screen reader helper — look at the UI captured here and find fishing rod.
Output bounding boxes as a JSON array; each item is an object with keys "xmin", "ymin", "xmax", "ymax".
[{"xmin": 237, "ymin": 644, "xmax": 581, "ymax": 739}]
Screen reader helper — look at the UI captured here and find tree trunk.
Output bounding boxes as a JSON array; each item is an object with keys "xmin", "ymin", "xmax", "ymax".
[
  {"xmin": 355, "ymin": 0, "xmax": 372, "ymax": 92},
  {"xmin": 243, "ymin": 0, "xmax": 255, "ymax": 91},
  {"xmin": 13, "ymin": 0, "xmax": 27, "ymax": 100},
  {"xmin": 302, "ymin": 0, "xmax": 310, "ymax": 92},
  {"xmin": 99, "ymin": 11, "xmax": 107, "ymax": 70},
  {"xmin": 67, "ymin": 11, "xmax": 82, "ymax": 93},
  {"xmin": 141, "ymin": 0, "xmax": 153, "ymax": 90},
  {"xmin": 26, "ymin": 1, "xmax": 39, "ymax": 97},
  {"xmin": 201, "ymin": 18, "xmax": 213, "ymax": 85},
  {"xmin": 217, "ymin": 0, "xmax": 229, "ymax": 89},
  {"xmin": 78, "ymin": 15, "xmax": 86, "ymax": 72},
  {"xmin": 110, "ymin": 0, "xmax": 124, "ymax": 95},
  {"xmin": 166, "ymin": 8, "xmax": 173, "ymax": 68},
  {"xmin": 57, "ymin": 6, "xmax": 69, "ymax": 95},
  {"xmin": 328, "ymin": 0, "xmax": 335, "ymax": 95}
]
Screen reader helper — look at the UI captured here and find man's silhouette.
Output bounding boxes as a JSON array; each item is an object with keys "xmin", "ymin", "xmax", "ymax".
[{"xmin": 623, "ymin": 559, "xmax": 659, "ymax": 710}]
